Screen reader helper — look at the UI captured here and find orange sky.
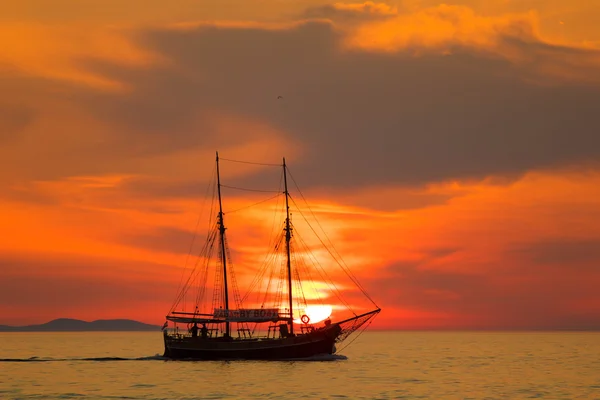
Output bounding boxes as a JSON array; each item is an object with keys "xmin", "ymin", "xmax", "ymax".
[{"xmin": 1, "ymin": 1, "xmax": 600, "ymax": 329}]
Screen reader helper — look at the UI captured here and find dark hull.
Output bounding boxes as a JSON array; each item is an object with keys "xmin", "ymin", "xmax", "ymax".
[{"xmin": 163, "ymin": 325, "xmax": 341, "ymax": 360}]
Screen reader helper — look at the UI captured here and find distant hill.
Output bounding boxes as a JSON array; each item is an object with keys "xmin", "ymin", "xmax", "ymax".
[{"xmin": 0, "ymin": 318, "xmax": 161, "ymax": 332}]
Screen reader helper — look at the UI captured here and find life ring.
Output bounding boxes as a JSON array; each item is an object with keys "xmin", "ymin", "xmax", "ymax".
[{"xmin": 301, "ymin": 314, "xmax": 310, "ymax": 324}]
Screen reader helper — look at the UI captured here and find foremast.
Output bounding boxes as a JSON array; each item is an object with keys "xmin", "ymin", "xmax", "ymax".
[
  {"xmin": 283, "ymin": 158, "xmax": 294, "ymax": 336},
  {"xmin": 216, "ymin": 151, "xmax": 230, "ymax": 338}
]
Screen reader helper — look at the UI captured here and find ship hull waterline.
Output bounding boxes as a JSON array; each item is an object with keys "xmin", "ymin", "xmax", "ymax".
[{"xmin": 163, "ymin": 324, "xmax": 341, "ymax": 360}]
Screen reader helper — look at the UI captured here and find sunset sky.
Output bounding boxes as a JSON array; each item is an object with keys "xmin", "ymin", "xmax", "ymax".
[{"xmin": 2, "ymin": 0, "xmax": 600, "ymax": 329}]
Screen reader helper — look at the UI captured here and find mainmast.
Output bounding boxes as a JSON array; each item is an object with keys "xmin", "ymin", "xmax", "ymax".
[
  {"xmin": 216, "ymin": 151, "xmax": 230, "ymax": 338},
  {"xmin": 283, "ymin": 157, "xmax": 294, "ymax": 335}
]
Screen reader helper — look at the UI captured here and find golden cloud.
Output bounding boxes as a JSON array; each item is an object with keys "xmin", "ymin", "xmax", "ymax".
[
  {"xmin": 0, "ymin": 23, "xmax": 159, "ymax": 90},
  {"xmin": 345, "ymin": 5, "xmax": 537, "ymax": 49},
  {"xmin": 2, "ymin": 2, "xmax": 599, "ymax": 90},
  {"xmin": 332, "ymin": 1, "xmax": 398, "ymax": 16},
  {"xmin": 337, "ymin": 4, "xmax": 600, "ymax": 84}
]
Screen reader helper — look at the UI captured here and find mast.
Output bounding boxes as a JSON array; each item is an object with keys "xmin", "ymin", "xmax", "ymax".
[
  {"xmin": 216, "ymin": 151, "xmax": 230, "ymax": 338},
  {"xmin": 283, "ymin": 157, "xmax": 294, "ymax": 335}
]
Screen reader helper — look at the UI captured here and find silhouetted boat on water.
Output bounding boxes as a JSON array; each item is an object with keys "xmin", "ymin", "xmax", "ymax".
[{"xmin": 162, "ymin": 152, "xmax": 380, "ymax": 360}]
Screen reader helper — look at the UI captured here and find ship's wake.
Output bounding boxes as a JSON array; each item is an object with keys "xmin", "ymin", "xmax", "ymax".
[
  {"xmin": 277, "ymin": 353, "xmax": 348, "ymax": 362},
  {"xmin": 0, "ymin": 354, "xmax": 347, "ymax": 362},
  {"xmin": 0, "ymin": 355, "xmax": 167, "ymax": 362}
]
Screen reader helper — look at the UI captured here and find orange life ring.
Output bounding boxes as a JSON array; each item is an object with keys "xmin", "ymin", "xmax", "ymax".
[{"xmin": 301, "ymin": 314, "xmax": 310, "ymax": 324}]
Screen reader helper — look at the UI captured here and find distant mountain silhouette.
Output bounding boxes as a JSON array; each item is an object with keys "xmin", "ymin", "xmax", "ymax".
[{"xmin": 0, "ymin": 318, "xmax": 160, "ymax": 332}]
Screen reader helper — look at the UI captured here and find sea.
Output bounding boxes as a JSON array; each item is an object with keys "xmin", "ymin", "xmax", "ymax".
[{"xmin": 1, "ymin": 331, "xmax": 598, "ymax": 399}]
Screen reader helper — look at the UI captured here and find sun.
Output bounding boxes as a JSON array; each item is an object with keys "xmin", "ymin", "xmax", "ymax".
[{"xmin": 293, "ymin": 305, "xmax": 333, "ymax": 324}]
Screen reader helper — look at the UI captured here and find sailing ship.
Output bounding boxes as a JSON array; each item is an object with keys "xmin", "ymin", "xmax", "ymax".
[{"xmin": 162, "ymin": 152, "xmax": 380, "ymax": 360}]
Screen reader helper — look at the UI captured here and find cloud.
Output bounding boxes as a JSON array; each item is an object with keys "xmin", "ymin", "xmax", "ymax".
[
  {"xmin": 345, "ymin": 5, "xmax": 538, "ymax": 50},
  {"xmin": 339, "ymin": 171, "xmax": 600, "ymax": 329},
  {"xmin": 2, "ymin": 6, "xmax": 600, "ymax": 193},
  {"xmin": 364, "ymin": 251, "xmax": 600, "ymax": 330},
  {"xmin": 310, "ymin": 183, "xmax": 459, "ymax": 212},
  {"xmin": 0, "ymin": 103, "xmax": 34, "ymax": 143},
  {"xmin": 510, "ymin": 239, "xmax": 600, "ymax": 268},
  {"xmin": 332, "ymin": 1, "xmax": 398, "ymax": 15},
  {"xmin": 304, "ymin": 1, "xmax": 399, "ymax": 22},
  {"xmin": 59, "ymin": 18, "xmax": 599, "ymax": 192},
  {"xmin": 2, "ymin": 164, "xmax": 600, "ymax": 328},
  {"xmin": 0, "ymin": 72, "xmax": 296, "ymax": 187},
  {"xmin": 302, "ymin": 3, "xmax": 600, "ymax": 85},
  {"xmin": 0, "ymin": 252, "xmax": 177, "ymax": 324},
  {"xmin": 343, "ymin": 4, "xmax": 600, "ymax": 83},
  {"xmin": 1, "ymin": 2, "xmax": 600, "ymax": 331},
  {"xmin": 0, "ymin": 23, "xmax": 158, "ymax": 90},
  {"xmin": 121, "ymin": 226, "xmax": 197, "ymax": 255}
]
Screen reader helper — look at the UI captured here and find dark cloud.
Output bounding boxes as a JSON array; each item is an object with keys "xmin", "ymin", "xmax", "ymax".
[
  {"xmin": 0, "ymin": 254, "xmax": 177, "ymax": 316},
  {"xmin": 510, "ymin": 238, "xmax": 600, "ymax": 269},
  {"xmin": 0, "ymin": 185, "xmax": 59, "ymax": 205},
  {"xmin": 121, "ymin": 226, "xmax": 197, "ymax": 255},
  {"xmin": 1, "ymin": 16, "xmax": 600, "ymax": 201},
  {"xmin": 303, "ymin": 2, "xmax": 398, "ymax": 23},
  {"xmin": 362, "ymin": 245, "xmax": 600, "ymax": 329},
  {"xmin": 0, "ymin": 103, "xmax": 35, "ymax": 143},
  {"xmin": 65, "ymin": 20, "xmax": 600, "ymax": 192},
  {"xmin": 123, "ymin": 177, "xmax": 209, "ymax": 199}
]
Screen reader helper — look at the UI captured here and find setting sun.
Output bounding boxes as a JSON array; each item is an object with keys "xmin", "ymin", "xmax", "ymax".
[{"xmin": 294, "ymin": 305, "xmax": 334, "ymax": 325}]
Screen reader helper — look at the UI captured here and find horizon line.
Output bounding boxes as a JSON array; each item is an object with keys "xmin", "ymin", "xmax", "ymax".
[{"xmin": 0, "ymin": 318, "xmax": 598, "ymax": 332}]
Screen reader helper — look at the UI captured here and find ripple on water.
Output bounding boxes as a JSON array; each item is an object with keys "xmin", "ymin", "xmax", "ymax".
[
  {"xmin": 128, "ymin": 384, "xmax": 156, "ymax": 388},
  {"xmin": 1, "ymin": 331, "xmax": 599, "ymax": 399}
]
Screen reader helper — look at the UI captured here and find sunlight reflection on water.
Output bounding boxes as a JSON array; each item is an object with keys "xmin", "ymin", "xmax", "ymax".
[{"xmin": 1, "ymin": 331, "xmax": 599, "ymax": 399}]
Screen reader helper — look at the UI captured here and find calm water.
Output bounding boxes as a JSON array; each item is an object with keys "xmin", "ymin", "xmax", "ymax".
[{"xmin": 1, "ymin": 331, "xmax": 599, "ymax": 399}]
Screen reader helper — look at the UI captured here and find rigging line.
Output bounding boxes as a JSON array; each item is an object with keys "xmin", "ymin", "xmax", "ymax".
[
  {"xmin": 171, "ymin": 226, "xmax": 219, "ymax": 312},
  {"xmin": 271, "ymin": 236, "xmax": 288, "ymax": 310},
  {"xmin": 188, "ymin": 175, "xmax": 218, "ymax": 313},
  {"xmin": 241, "ymin": 248, "xmax": 274, "ymax": 303},
  {"xmin": 198, "ymin": 256, "xmax": 209, "ymax": 301},
  {"xmin": 296, "ymin": 225, "xmax": 356, "ymax": 315},
  {"xmin": 266, "ymin": 169, "xmax": 285, "ymax": 250},
  {"xmin": 285, "ymin": 171, "xmax": 379, "ymax": 308},
  {"xmin": 288, "ymin": 189, "xmax": 371, "ymax": 301},
  {"xmin": 291, "ymin": 243, "xmax": 308, "ymax": 311},
  {"xmin": 337, "ymin": 313, "xmax": 379, "ymax": 353},
  {"xmin": 274, "ymin": 246, "xmax": 287, "ymax": 310},
  {"xmin": 176, "ymin": 168, "xmax": 219, "ymax": 313},
  {"xmin": 294, "ymin": 229, "xmax": 354, "ymax": 313},
  {"xmin": 170, "ymin": 223, "xmax": 216, "ymax": 311},
  {"xmin": 224, "ymin": 235, "xmax": 243, "ymax": 309},
  {"xmin": 293, "ymin": 225, "xmax": 354, "ymax": 314},
  {"xmin": 194, "ymin": 247, "xmax": 210, "ymax": 307},
  {"xmin": 242, "ymin": 240, "xmax": 280, "ymax": 303},
  {"xmin": 225, "ymin": 193, "xmax": 282, "ymax": 214},
  {"xmin": 241, "ymin": 192, "xmax": 284, "ymax": 303},
  {"xmin": 297, "ymin": 257, "xmax": 320, "ymax": 306},
  {"xmin": 176, "ymin": 223, "xmax": 216, "ymax": 304},
  {"xmin": 285, "ymin": 168, "xmax": 364, "ymax": 280},
  {"xmin": 290, "ymin": 193, "xmax": 377, "ymax": 308},
  {"xmin": 244, "ymin": 229, "xmax": 283, "ymax": 304},
  {"xmin": 171, "ymin": 164, "xmax": 216, "ymax": 310},
  {"xmin": 220, "ymin": 184, "xmax": 281, "ymax": 193},
  {"xmin": 195, "ymin": 231, "xmax": 217, "ymax": 308},
  {"xmin": 241, "ymin": 170, "xmax": 284, "ymax": 301},
  {"xmin": 259, "ymin": 234, "xmax": 284, "ymax": 307},
  {"xmin": 219, "ymin": 157, "xmax": 281, "ymax": 167},
  {"xmin": 296, "ymin": 244, "xmax": 324, "ymax": 305}
]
